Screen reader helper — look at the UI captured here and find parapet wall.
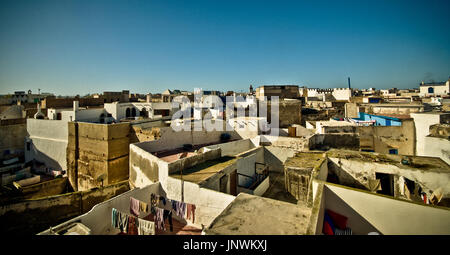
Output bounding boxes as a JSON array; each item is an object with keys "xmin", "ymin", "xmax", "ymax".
[{"xmin": 0, "ymin": 180, "xmax": 129, "ymax": 235}]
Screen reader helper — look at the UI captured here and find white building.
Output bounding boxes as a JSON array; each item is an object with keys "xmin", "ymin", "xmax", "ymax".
[
  {"xmin": 47, "ymin": 101, "xmax": 110, "ymax": 123},
  {"xmin": 419, "ymin": 79, "xmax": 450, "ymax": 97},
  {"xmin": 104, "ymin": 102, "xmax": 174, "ymax": 122}
]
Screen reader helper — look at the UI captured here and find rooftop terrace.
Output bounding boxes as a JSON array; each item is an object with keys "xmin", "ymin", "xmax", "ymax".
[
  {"xmin": 170, "ymin": 156, "xmax": 238, "ymax": 184},
  {"xmin": 204, "ymin": 193, "xmax": 312, "ymax": 235}
]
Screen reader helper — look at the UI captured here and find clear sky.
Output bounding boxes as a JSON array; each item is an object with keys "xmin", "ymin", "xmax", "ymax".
[{"xmin": 0, "ymin": 0, "xmax": 449, "ymax": 96}]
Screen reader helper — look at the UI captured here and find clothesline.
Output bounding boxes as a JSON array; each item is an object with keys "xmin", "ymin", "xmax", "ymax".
[
  {"xmin": 111, "ymin": 207, "xmax": 155, "ymax": 235},
  {"xmin": 150, "ymin": 194, "xmax": 225, "ymax": 210}
]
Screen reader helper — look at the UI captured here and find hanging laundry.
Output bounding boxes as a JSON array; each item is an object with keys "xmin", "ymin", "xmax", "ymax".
[
  {"xmin": 130, "ymin": 197, "xmax": 140, "ymax": 217},
  {"xmin": 155, "ymin": 207, "xmax": 165, "ymax": 230},
  {"xmin": 137, "ymin": 218, "xmax": 155, "ymax": 235},
  {"xmin": 171, "ymin": 200, "xmax": 177, "ymax": 212},
  {"xmin": 335, "ymin": 228, "xmax": 352, "ymax": 235},
  {"xmin": 186, "ymin": 204, "xmax": 196, "ymax": 223},
  {"xmin": 163, "ymin": 209, "xmax": 173, "ymax": 232},
  {"xmin": 139, "ymin": 200, "xmax": 148, "ymax": 213},
  {"xmin": 112, "ymin": 208, "xmax": 129, "ymax": 233},
  {"xmin": 112, "ymin": 208, "xmax": 118, "ymax": 230},
  {"xmin": 151, "ymin": 193, "xmax": 158, "ymax": 208},
  {"xmin": 159, "ymin": 196, "xmax": 166, "ymax": 206},
  {"xmin": 127, "ymin": 215, "xmax": 139, "ymax": 235},
  {"xmin": 175, "ymin": 201, "xmax": 186, "ymax": 219}
]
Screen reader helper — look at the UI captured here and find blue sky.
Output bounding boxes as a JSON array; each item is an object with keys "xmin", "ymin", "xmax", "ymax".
[{"xmin": 0, "ymin": 0, "xmax": 449, "ymax": 95}]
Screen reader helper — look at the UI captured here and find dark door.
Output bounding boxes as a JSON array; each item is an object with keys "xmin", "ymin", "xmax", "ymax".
[{"xmin": 230, "ymin": 170, "xmax": 237, "ymax": 196}]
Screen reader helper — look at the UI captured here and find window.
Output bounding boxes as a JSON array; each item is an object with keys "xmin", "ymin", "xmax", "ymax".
[
  {"xmin": 428, "ymin": 87, "xmax": 434, "ymax": 94},
  {"xmin": 389, "ymin": 149, "xmax": 398, "ymax": 155},
  {"xmin": 125, "ymin": 108, "xmax": 131, "ymax": 118}
]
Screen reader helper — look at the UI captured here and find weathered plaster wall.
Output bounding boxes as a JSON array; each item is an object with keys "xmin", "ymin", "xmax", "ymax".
[
  {"xmin": 69, "ymin": 122, "xmax": 131, "ymax": 191},
  {"xmin": 358, "ymin": 119, "xmax": 415, "ymax": 155},
  {"xmin": 137, "ymin": 126, "xmax": 241, "ymax": 153},
  {"xmin": 309, "ymin": 133, "xmax": 360, "ymax": 150},
  {"xmin": 327, "ymin": 157, "xmax": 450, "ymax": 201},
  {"xmin": 38, "ymin": 183, "xmax": 159, "ymax": 235},
  {"xmin": 0, "ymin": 180, "xmax": 129, "ymax": 235},
  {"xmin": 0, "ymin": 122, "xmax": 26, "ymax": 160},
  {"xmin": 129, "ymin": 144, "xmax": 167, "ymax": 189}
]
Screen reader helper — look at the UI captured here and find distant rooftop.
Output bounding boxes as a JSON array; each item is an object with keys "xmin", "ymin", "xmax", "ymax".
[{"xmin": 326, "ymin": 149, "xmax": 450, "ymax": 172}]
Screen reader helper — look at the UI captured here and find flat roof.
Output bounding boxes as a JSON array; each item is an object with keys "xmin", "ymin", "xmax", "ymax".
[
  {"xmin": 204, "ymin": 193, "xmax": 312, "ymax": 235},
  {"xmin": 170, "ymin": 156, "xmax": 238, "ymax": 184},
  {"xmin": 285, "ymin": 152, "xmax": 325, "ymax": 170},
  {"xmin": 326, "ymin": 149, "xmax": 450, "ymax": 172}
]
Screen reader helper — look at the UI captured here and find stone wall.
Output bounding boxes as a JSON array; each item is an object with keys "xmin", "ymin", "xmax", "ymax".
[
  {"xmin": 309, "ymin": 134, "xmax": 360, "ymax": 151},
  {"xmin": 0, "ymin": 180, "xmax": 129, "ymax": 235},
  {"xmin": 67, "ymin": 122, "xmax": 130, "ymax": 191},
  {"xmin": 0, "ymin": 120, "xmax": 27, "ymax": 161}
]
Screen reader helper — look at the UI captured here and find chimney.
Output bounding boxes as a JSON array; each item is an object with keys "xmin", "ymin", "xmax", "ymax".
[
  {"xmin": 146, "ymin": 94, "xmax": 151, "ymax": 103},
  {"xmin": 73, "ymin": 101, "xmax": 79, "ymax": 112},
  {"xmin": 348, "ymin": 77, "xmax": 351, "ymax": 89}
]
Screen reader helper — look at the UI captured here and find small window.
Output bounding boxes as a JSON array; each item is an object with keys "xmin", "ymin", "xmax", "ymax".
[
  {"xmin": 26, "ymin": 142, "xmax": 31, "ymax": 151},
  {"xmin": 389, "ymin": 149, "xmax": 398, "ymax": 155}
]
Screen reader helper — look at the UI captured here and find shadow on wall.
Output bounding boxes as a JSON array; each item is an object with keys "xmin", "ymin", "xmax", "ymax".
[
  {"xmin": 26, "ymin": 142, "xmax": 64, "ymax": 171},
  {"xmin": 324, "ymin": 185, "xmax": 381, "ymax": 235},
  {"xmin": 326, "ymin": 160, "xmax": 369, "ymax": 191}
]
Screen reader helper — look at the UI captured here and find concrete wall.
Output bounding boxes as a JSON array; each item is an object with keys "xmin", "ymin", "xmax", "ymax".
[
  {"xmin": 25, "ymin": 119, "xmax": 68, "ymax": 170},
  {"xmin": 0, "ymin": 180, "xmax": 129, "ymax": 235},
  {"xmin": 38, "ymin": 183, "xmax": 159, "ymax": 235},
  {"xmin": 324, "ymin": 183, "xmax": 450, "ymax": 234}
]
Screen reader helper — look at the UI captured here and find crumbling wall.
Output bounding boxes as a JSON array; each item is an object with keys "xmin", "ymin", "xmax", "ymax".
[
  {"xmin": 0, "ymin": 120, "xmax": 26, "ymax": 161},
  {"xmin": 309, "ymin": 133, "xmax": 360, "ymax": 151},
  {"xmin": 0, "ymin": 180, "xmax": 129, "ymax": 235},
  {"xmin": 266, "ymin": 100, "xmax": 302, "ymax": 128},
  {"xmin": 129, "ymin": 144, "xmax": 165, "ymax": 188},
  {"xmin": 358, "ymin": 119, "xmax": 415, "ymax": 155}
]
